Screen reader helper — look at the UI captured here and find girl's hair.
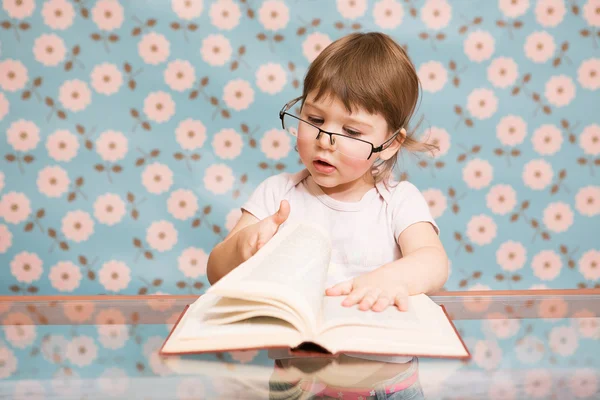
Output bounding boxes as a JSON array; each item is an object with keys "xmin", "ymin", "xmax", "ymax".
[{"xmin": 301, "ymin": 32, "xmax": 438, "ymax": 183}]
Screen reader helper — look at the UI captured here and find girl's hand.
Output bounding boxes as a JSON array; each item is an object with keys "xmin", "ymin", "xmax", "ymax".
[
  {"xmin": 325, "ymin": 268, "xmax": 409, "ymax": 312},
  {"xmin": 237, "ymin": 200, "xmax": 290, "ymax": 262}
]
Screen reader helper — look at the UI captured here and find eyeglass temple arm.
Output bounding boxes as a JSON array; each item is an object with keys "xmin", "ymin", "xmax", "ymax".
[{"xmin": 372, "ymin": 127, "xmax": 403, "ymax": 153}]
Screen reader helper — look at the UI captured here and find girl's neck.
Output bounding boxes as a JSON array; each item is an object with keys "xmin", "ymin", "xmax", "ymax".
[{"xmin": 313, "ymin": 174, "xmax": 376, "ymax": 203}]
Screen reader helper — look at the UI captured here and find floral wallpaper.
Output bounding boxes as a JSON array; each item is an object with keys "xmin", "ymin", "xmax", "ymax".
[{"xmin": 0, "ymin": 0, "xmax": 599, "ymax": 295}]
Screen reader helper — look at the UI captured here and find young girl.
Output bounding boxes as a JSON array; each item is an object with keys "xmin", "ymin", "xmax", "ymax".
[{"xmin": 207, "ymin": 32, "xmax": 448, "ymax": 399}]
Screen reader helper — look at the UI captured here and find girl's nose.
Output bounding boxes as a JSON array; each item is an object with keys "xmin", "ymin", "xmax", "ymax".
[{"xmin": 316, "ymin": 131, "xmax": 336, "ymax": 150}]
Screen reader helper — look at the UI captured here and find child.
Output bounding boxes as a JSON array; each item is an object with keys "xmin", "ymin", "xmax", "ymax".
[{"xmin": 207, "ymin": 32, "xmax": 448, "ymax": 399}]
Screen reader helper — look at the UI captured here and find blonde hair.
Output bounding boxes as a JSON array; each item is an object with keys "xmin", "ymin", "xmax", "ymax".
[{"xmin": 301, "ymin": 32, "xmax": 438, "ymax": 183}]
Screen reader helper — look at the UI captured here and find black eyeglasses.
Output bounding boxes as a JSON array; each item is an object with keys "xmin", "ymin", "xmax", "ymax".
[{"xmin": 279, "ymin": 97, "xmax": 402, "ymax": 160}]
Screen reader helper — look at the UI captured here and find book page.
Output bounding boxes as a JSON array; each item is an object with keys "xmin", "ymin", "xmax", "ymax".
[{"xmin": 208, "ymin": 222, "xmax": 332, "ymax": 336}]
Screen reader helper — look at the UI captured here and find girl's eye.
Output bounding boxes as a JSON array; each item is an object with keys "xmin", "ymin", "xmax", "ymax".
[
  {"xmin": 343, "ymin": 128, "xmax": 361, "ymax": 136},
  {"xmin": 307, "ymin": 117, "xmax": 323, "ymax": 125}
]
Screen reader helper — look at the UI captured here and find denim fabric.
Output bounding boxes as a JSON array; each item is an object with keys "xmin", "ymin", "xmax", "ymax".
[{"xmin": 269, "ymin": 357, "xmax": 425, "ymax": 400}]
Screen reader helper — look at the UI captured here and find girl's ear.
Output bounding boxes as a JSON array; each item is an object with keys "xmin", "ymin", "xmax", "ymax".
[{"xmin": 379, "ymin": 128, "xmax": 406, "ymax": 161}]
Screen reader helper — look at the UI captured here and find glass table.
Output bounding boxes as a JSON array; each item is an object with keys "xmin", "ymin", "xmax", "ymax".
[{"xmin": 1, "ymin": 290, "xmax": 598, "ymax": 399}]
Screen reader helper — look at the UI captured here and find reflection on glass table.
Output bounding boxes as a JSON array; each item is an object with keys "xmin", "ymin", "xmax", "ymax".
[{"xmin": 0, "ymin": 290, "xmax": 599, "ymax": 399}]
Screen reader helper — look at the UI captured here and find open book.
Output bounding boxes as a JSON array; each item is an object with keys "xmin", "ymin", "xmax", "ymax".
[{"xmin": 160, "ymin": 222, "xmax": 470, "ymax": 359}]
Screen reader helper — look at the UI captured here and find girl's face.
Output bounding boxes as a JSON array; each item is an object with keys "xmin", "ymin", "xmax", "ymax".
[{"xmin": 296, "ymin": 92, "xmax": 400, "ymax": 199}]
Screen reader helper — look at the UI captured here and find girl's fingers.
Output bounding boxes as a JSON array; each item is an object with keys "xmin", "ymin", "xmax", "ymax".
[
  {"xmin": 372, "ymin": 295, "xmax": 392, "ymax": 312},
  {"xmin": 358, "ymin": 288, "xmax": 382, "ymax": 311},
  {"xmin": 325, "ymin": 280, "xmax": 353, "ymax": 296},
  {"xmin": 342, "ymin": 287, "xmax": 369, "ymax": 307}
]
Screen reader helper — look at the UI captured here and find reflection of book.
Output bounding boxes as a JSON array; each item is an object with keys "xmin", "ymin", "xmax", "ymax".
[{"xmin": 160, "ymin": 222, "xmax": 469, "ymax": 359}]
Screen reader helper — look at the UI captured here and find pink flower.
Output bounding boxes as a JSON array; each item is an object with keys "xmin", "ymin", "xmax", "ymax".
[
  {"xmin": 549, "ymin": 326, "xmax": 578, "ymax": 356},
  {"xmin": 143, "ymin": 91, "xmax": 175, "ymax": 123},
  {"xmin": 462, "ymin": 158, "xmax": 493, "ymax": 189},
  {"xmin": 49, "ymin": 261, "xmax": 82, "ymax": 292},
  {"xmin": 466, "ymin": 214, "xmax": 497, "ymax": 245},
  {"xmin": 2, "ymin": 313, "xmax": 36, "ymax": 348},
  {"xmin": 230, "ymin": 350, "xmax": 259, "ymax": 363},
  {"xmin": 524, "ymin": 369, "xmax": 552, "ymax": 398},
  {"xmin": 0, "ymin": 347, "xmax": 17, "ymax": 379},
  {"xmin": 66, "ymin": 336, "xmax": 98, "ymax": 366},
  {"xmin": 544, "ymin": 75, "xmax": 576, "ymax": 107},
  {"xmin": 0, "ymin": 92, "xmax": 8, "ymax": 121},
  {"xmin": 421, "ymin": 0, "xmax": 452, "ymax": 31},
  {"xmin": 42, "ymin": 0, "xmax": 74, "ymax": 30},
  {"xmin": 147, "ymin": 292, "xmax": 176, "ymax": 311},
  {"xmin": 225, "ymin": 208, "xmax": 241, "ymax": 231},
  {"xmin": 532, "ymin": 124, "xmax": 563, "ymax": 155},
  {"xmin": 261, "ymin": 128, "xmax": 291, "ymax": 160},
  {"xmin": 499, "ymin": 0, "xmax": 530, "ymax": 17},
  {"xmin": 213, "ymin": 128, "xmax": 243, "ymax": 159},
  {"xmin": 203, "ymin": 164, "xmax": 234, "ymax": 194},
  {"xmin": 485, "ymin": 312, "xmax": 521, "ymax": 338},
  {"xmin": 37, "ymin": 166, "xmax": 70, "ymax": 198},
  {"xmin": 524, "ymin": 31, "xmax": 555, "ymax": 63},
  {"xmin": 99, "ymin": 261, "xmax": 130, "ymax": 292},
  {"xmin": 578, "ymin": 58, "xmax": 600, "ymax": 90},
  {"xmin": 210, "ymin": 0, "xmax": 241, "ymax": 30},
  {"xmin": 576, "ymin": 186, "xmax": 600, "ymax": 216},
  {"xmin": 0, "ymin": 224, "xmax": 12, "ymax": 253},
  {"xmin": 61, "ymin": 210, "xmax": 94, "ymax": 242},
  {"xmin": 96, "ymin": 308, "xmax": 126, "ymax": 325},
  {"xmin": 467, "ymin": 88, "xmax": 498, "ymax": 119},
  {"xmin": 10, "ymin": 251, "xmax": 42, "ymax": 283},
  {"xmin": 580, "ymin": 124, "xmax": 600, "ymax": 155},
  {"xmin": 0, "ymin": 192, "xmax": 31, "ymax": 224},
  {"xmin": 538, "ymin": 297, "xmax": 568, "ymax": 320},
  {"xmin": 93, "ymin": 193, "xmax": 126, "ymax": 225},
  {"xmin": 418, "ymin": 61, "xmax": 447, "ymax": 93},
  {"xmin": 164, "ymin": 60, "xmax": 195, "ymax": 92},
  {"xmin": 201, "ymin": 34, "xmax": 232, "ymax": 66},
  {"xmin": 258, "ymin": 0, "xmax": 289, "ymax": 30},
  {"xmin": 336, "ymin": 0, "xmax": 367, "ymax": 19},
  {"xmin": 532, "ymin": 250, "xmax": 562, "ymax": 281},
  {"xmin": 7, "ymin": 119, "xmax": 40, "ymax": 151},
  {"xmin": 98, "ymin": 326, "xmax": 129, "ymax": 350},
  {"xmin": 496, "ymin": 241, "xmax": 526, "ymax": 272},
  {"xmin": 95, "ymin": 130, "xmax": 128, "ymax": 162},
  {"xmin": 256, "ymin": 63, "xmax": 287, "ymax": 94},
  {"xmin": 579, "ymin": 250, "xmax": 600, "ymax": 280},
  {"xmin": 515, "ymin": 335, "xmax": 544, "ymax": 363},
  {"xmin": 59, "ymin": 79, "xmax": 92, "ymax": 112},
  {"xmin": 486, "ymin": 184, "xmax": 517, "ymax": 215},
  {"xmin": 473, "ymin": 340, "xmax": 502, "ymax": 370},
  {"xmin": 146, "ymin": 220, "xmax": 178, "ymax": 252},
  {"xmin": 425, "ymin": 127, "xmax": 450, "ymax": 157},
  {"xmin": 172, "ymin": 0, "xmax": 203, "ymax": 20},
  {"xmin": 464, "ymin": 30, "xmax": 495, "ymax": 63},
  {"xmin": 522, "ymin": 159, "xmax": 553, "ymax": 190},
  {"xmin": 496, "ymin": 115, "xmax": 526, "ymax": 146},
  {"xmin": 571, "ymin": 309, "xmax": 600, "ymax": 339},
  {"xmin": 0, "ymin": 59, "xmax": 28, "ymax": 92},
  {"xmin": 422, "ymin": 188, "xmax": 447, "ymax": 219},
  {"xmin": 373, "ymin": 0, "xmax": 404, "ymax": 29},
  {"xmin": 583, "ymin": 0, "xmax": 600, "ymax": 27},
  {"xmin": 91, "ymin": 0, "xmax": 124, "ymax": 31},
  {"xmin": 142, "ymin": 163, "xmax": 173, "ymax": 194},
  {"xmin": 487, "ymin": 57, "xmax": 518, "ymax": 89},
  {"xmin": 543, "ymin": 202, "xmax": 574, "ymax": 233},
  {"xmin": 302, "ymin": 32, "xmax": 332, "ymax": 62},
  {"xmin": 175, "ymin": 119, "xmax": 206, "ymax": 150},
  {"xmin": 33, "ymin": 34, "xmax": 66, "ymax": 66},
  {"xmin": 90, "ymin": 63, "xmax": 123, "ymax": 95},
  {"xmin": 569, "ymin": 368, "xmax": 598, "ymax": 398},
  {"xmin": 463, "ymin": 283, "xmax": 492, "ymax": 313},
  {"xmin": 167, "ymin": 189, "xmax": 198, "ymax": 220},
  {"xmin": 223, "ymin": 79, "xmax": 254, "ymax": 111},
  {"xmin": 62, "ymin": 302, "xmax": 94, "ymax": 322},
  {"xmin": 138, "ymin": 32, "xmax": 170, "ymax": 65},
  {"xmin": 178, "ymin": 247, "xmax": 208, "ymax": 278},
  {"xmin": 2, "ymin": 0, "xmax": 35, "ymax": 18},
  {"xmin": 535, "ymin": 0, "xmax": 566, "ymax": 27},
  {"xmin": 46, "ymin": 129, "xmax": 79, "ymax": 161}
]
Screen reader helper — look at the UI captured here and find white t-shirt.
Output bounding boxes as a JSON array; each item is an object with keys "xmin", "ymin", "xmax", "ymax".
[{"xmin": 241, "ymin": 169, "xmax": 439, "ymax": 363}]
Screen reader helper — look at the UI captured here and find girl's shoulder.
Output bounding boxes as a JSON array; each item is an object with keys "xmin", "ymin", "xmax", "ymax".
[
  {"xmin": 375, "ymin": 178, "xmax": 425, "ymax": 205},
  {"xmin": 258, "ymin": 168, "xmax": 310, "ymax": 195}
]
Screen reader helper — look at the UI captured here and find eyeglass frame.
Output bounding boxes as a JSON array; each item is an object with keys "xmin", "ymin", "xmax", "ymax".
[{"xmin": 279, "ymin": 96, "xmax": 403, "ymax": 160}]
